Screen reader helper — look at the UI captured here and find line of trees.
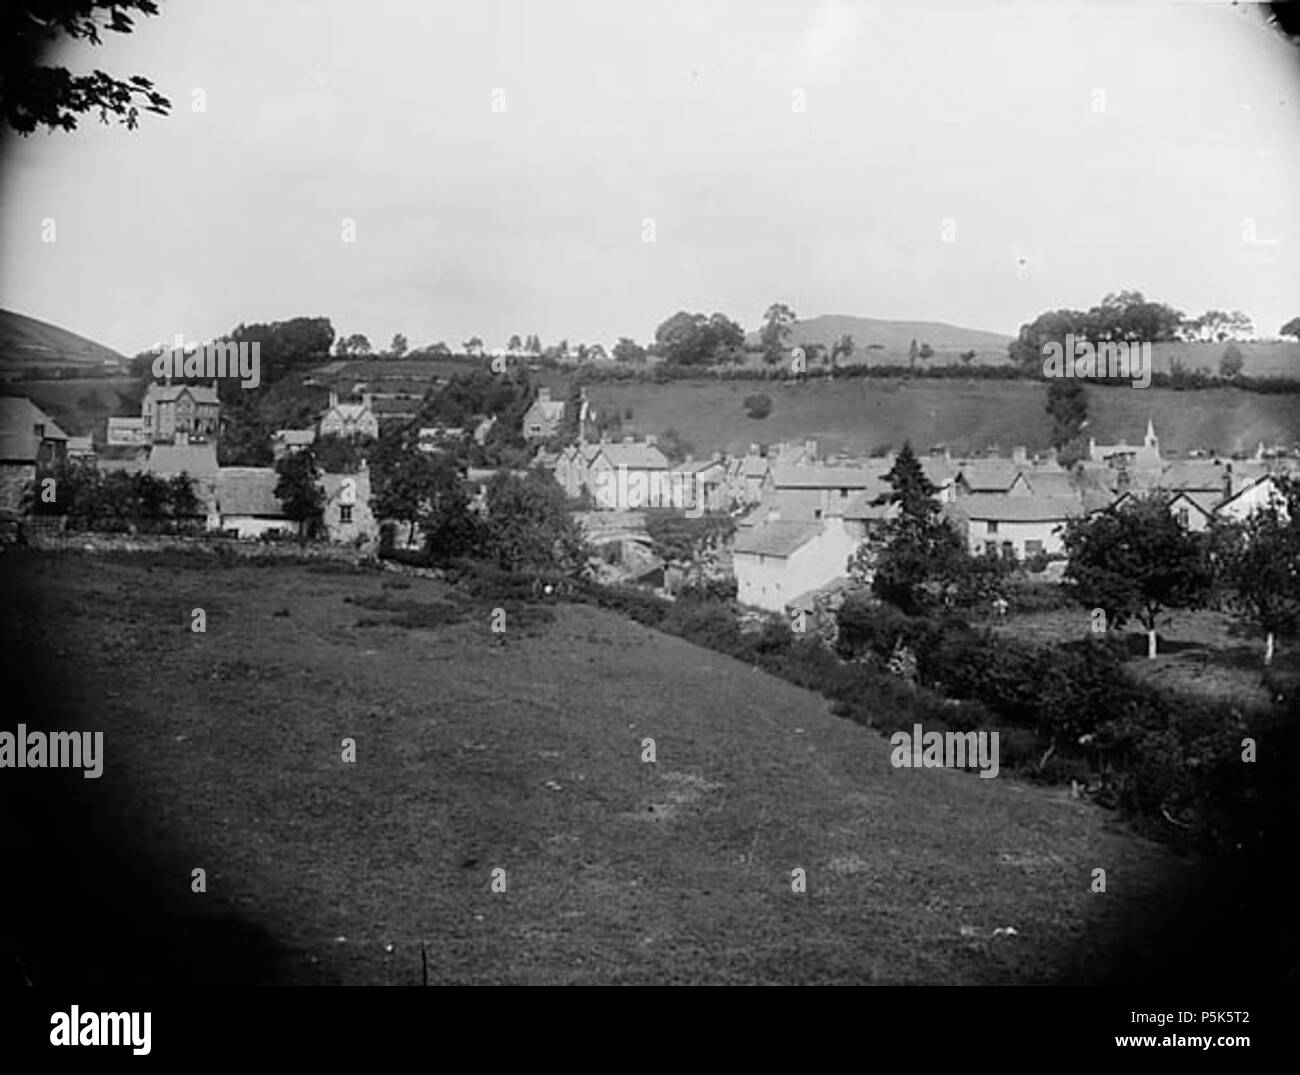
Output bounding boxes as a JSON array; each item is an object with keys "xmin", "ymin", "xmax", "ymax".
[{"xmin": 25, "ymin": 458, "xmax": 201, "ymax": 532}]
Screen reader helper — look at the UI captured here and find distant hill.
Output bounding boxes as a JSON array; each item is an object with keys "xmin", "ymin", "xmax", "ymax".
[
  {"xmin": 0, "ymin": 309, "xmax": 128, "ymax": 377},
  {"xmin": 747, "ymin": 314, "xmax": 1012, "ymax": 357}
]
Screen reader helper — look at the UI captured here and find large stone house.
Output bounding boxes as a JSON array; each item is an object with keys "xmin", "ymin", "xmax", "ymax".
[
  {"xmin": 0, "ymin": 396, "xmax": 68, "ymax": 510},
  {"xmin": 319, "ymin": 390, "xmax": 379, "ymax": 439},
  {"xmin": 522, "ymin": 388, "xmax": 566, "ymax": 441},
  {"xmin": 142, "ymin": 381, "xmax": 221, "ymax": 443}
]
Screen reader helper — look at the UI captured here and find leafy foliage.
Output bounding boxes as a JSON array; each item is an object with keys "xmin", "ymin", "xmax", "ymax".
[
  {"xmin": 652, "ymin": 310, "xmax": 745, "ymax": 366},
  {"xmin": 1, "ymin": 1, "xmax": 172, "ymax": 136},
  {"xmin": 1061, "ymin": 494, "xmax": 1212, "ymax": 648}
]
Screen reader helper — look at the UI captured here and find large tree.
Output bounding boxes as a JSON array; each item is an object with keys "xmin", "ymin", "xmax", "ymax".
[
  {"xmin": 612, "ymin": 337, "xmax": 647, "ymax": 363},
  {"xmin": 652, "ymin": 311, "xmax": 744, "ymax": 366},
  {"xmin": 851, "ymin": 442, "xmax": 964, "ymax": 614},
  {"xmin": 1279, "ymin": 316, "xmax": 1300, "ymax": 341},
  {"xmin": 1, "ymin": 1, "xmax": 171, "ymax": 136},
  {"xmin": 1061, "ymin": 494, "xmax": 1212, "ymax": 658}
]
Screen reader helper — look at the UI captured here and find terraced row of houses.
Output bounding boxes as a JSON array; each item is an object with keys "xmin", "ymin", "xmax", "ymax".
[{"xmin": 727, "ymin": 422, "xmax": 1295, "ymax": 613}]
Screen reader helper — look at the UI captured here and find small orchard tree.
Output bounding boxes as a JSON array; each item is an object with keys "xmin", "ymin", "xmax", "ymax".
[
  {"xmin": 1061, "ymin": 494, "xmax": 1212, "ymax": 658},
  {"xmin": 1215, "ymin": 478, "xmax": 1299, "ymax": 664}
]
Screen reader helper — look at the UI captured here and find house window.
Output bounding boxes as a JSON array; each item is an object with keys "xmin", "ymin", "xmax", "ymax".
[
  {"xmin": 814, "ymin": 509, "xmax": 823, "ymax": 520},
  {"xmin": 1176, "ymin": 507, "xmax": 1189, "ymax": 528},
  {"xmin": 1001, "ymin": 541, "xmax": 1014, "ymax": 558},
  {"xmin": 987, "ymin": 520, "xmax": 999, "ymax": 534},
  {"xmin": 1025, "ymin": 539, "xmax": 1043, "ymax": 557},
  {"xmin": 340, "ymin": 505, "xmax": 353, "ymax": 524},
  {"xmin": 840, "ymin": 488, "xmax": 849, "ymax": 498}
]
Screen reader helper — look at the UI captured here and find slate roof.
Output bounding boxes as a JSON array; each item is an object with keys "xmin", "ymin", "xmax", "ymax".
[
  {"xmin": 596, "ymin": 442, "xmax": 670, "ymax": 470},
  {"xmin": 1022, "ymin": 471, "xmax": 1076, "ymax": 497},
  {"xmin": 769, "ymin": 462, "xmax": 889, "ymax": 489},
  {"xmin": 144, "ymin": 382, "xmax": 220, "ymax": 405},
  {"xmin": 733, "ymin": 519, "xmax": 822, "ymax": 557},
  {"xmin": 146, "ymin": 443, "xmax": 219, "ymax": 477},
  {"xmin": 957, "ymin": 460, "xmax": 1023, "ymax": 492},
  {"xmin": 215, "ymin": 467, "xmax": 286, "ymax": 517},
  {"xmin": 1160, "ymin": 460, "xmax": 1228, "ymax": 492},
  {"xmin": 0, "ymin": 397, "xmax": 68, "ymax": 461},
  {"xmin": 961, "ymin": 493, "xmax": 1084, "ymax": 522}
]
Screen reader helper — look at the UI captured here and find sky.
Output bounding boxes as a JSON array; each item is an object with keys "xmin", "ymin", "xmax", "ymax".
[{"xmin": 1, "ymin": 0, "xmax": 1297, "ymax": 356}]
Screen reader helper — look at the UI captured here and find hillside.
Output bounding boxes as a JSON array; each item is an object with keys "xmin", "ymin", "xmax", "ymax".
[
  {"xmin": 747, "ymin": 314, "xmax": 1012, "ymax": 359},
  {"xmin": 1, "ymin": 551, "xmax": 1240, "ymax": 985},
  {"xmin": 0, "ymin": 308, "xmax": 127, "ymax": 376},
  {"xmin": 583, "ymin": 379, "xmax": 1300, "ymax": 458}
]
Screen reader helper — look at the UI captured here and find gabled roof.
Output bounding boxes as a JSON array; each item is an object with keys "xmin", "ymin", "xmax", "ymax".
[
  {"xmin": 957, "ymin": 460, "xmax": 1023, "ymax": 492},
  {"xmin": 525, "ymin": 399, "xmax": 565, "ymax": 421},
  {"xmin": 595, "ymin": 442, "xmax": 669, "ymax": 470},
  {"xmin": 1111, "ymin": 489, "xmax": 1218, "ymax": 518},
  {"xmin": 961, "ymin": 493, "xmax": 1084, "ymax": 522},
  {"xmin": 919, "ymin": 458, "xmax": 958, "ymax": 486},
  {"xmin": 146, "ymin": 443, "xmax": 219, "ymax": 477},
  {"xmin": 741, "ymin": 455, "xmax": 769, "ymax": 478},
  {"xmin": 733, "ymin": 519, "xmax": 822, "ymax": 557},
  {"xmin": 215, "ymin": 467, "xmax": 286, "ymax": 517},
  {"xmin": 144, "ymin": 382, "xmax": 220, "ymax": 405},
  {"xmin": 1217, "ymin": 473, "xmax": 1288, "ymax": 514},
  {"xmin": 0, "ymin": 396, "xmax": 68, "ymax": 460}
]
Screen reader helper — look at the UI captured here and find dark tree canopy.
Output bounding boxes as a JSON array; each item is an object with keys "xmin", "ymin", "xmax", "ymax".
[
  {"xmin": 1, "ymin": 1, "xmax": 172, "ymax": 136},
  {"xmin": 652, "ymin": 311, "xmax": 744, "ymax": 366}
]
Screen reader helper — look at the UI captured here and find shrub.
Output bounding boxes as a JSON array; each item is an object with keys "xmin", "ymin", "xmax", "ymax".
[{"xmin": 742, "ymin": 393, "xmax": 773, "ymax": 419}]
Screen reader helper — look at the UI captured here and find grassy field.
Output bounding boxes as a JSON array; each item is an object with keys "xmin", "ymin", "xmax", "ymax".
[
  {"xmin": 584, "ymin": 378, "xmax": 1300, "ymax": 458},
  {"xmin": 1, "ymin": 550, "xmax": 1279, "ymax": 986},
  {"xmin": 991, "ymin": 606, "xmax": 1295, "ymax": 710}
]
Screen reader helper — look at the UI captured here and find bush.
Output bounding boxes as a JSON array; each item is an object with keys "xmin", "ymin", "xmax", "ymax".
[
  {"xmin": 663, "ymin": 599, "xmax": 747, "ymax": 655},
  {"xmin": 742, "ymin": 393, "xmax": 772, "ymax": 419}
]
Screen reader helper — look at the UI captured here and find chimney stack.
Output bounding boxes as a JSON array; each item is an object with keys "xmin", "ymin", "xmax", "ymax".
[
  {"xmin": 329, "ymin": 389, "xmax": 339, "ymax": 409},
  {"xmin": 1012, "ymin": 445, "xmax": 1027, "ymax": 464},
  {"xmin": 1223, "ymin": 462, "xmax": 1233, "ymax": 503}
]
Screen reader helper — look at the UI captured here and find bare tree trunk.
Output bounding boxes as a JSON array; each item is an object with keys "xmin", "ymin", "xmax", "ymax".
[
  {"xmin": 1265, "ymin": 631, "xmax": 1275, "ymax": 665},
  {"xmin": 1147, "ymin": 627, "xmax": 1158, "ymax": 660}
]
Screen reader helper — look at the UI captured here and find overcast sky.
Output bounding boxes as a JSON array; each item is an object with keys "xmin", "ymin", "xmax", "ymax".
[{"xmin": 1, "ymin": 0, "xmax": 1297, "ymax": 355}]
